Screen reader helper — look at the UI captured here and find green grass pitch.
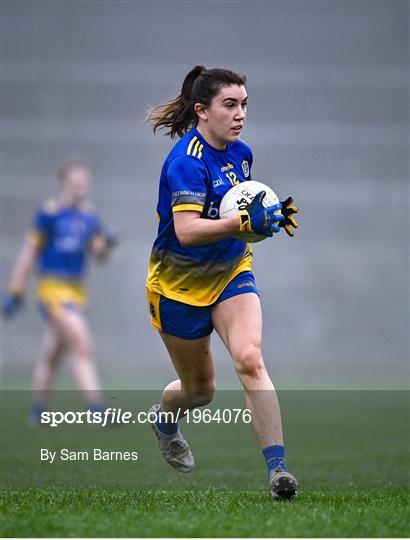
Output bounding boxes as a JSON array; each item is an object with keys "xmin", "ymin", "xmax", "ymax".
[
  {"xmin": 1, "ymin": 390, "xmax": 409, "ymax": 537},
  {"xmin": 2, "ymin": 489, "xmax": 408, "ymax": 537}
]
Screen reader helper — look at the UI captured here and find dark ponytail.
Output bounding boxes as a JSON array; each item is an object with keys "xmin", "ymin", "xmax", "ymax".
[{"xmin": 146, "ymin": 65, "xmax": 246, "ymax": 139}]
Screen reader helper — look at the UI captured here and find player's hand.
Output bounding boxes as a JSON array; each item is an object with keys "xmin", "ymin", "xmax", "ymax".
[
  {"xmin": 102, "ymin": 227, "xmax": 119, "ymax": 248},
  {"xmin": 97, "ymin": 226, "xmax": 119, "ymax": 250},
  {"xmin": 279, "ymin": 196, "xmax": 299, "ymax": 237},
  {"xmin": 2, "ymin": 292, "xmax": 23, "ymax": 319},
  {"xmin": 92, "ymin": 227, "xmax": 119, "ymax": 260},
  {"xmin": 239, "ymin": 191, "xmax": 284, "ymax": 237}
]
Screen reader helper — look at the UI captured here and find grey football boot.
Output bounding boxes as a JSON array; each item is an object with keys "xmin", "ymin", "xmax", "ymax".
[
  {"xmin": 149, "ymin": 404, "xmax": 195, "ymax": 473},
  {"xmin": 268, "ymin": 466, "xmax": 299, "ymax": 500}
]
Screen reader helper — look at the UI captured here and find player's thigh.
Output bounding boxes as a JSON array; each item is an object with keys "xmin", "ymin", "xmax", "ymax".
[
  {"xmin": 49, "ymin": 306, "xmax": 93, "ymax": 355},
  {"xmin": 160, "ymin": 332, "xmax": 215, "ymax": 390},
  {"xmin": 211, "ymin": 293, "xmax": 262, "ymax": 362}
]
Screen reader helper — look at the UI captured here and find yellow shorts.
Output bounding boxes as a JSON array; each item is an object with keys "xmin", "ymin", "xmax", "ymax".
[{"xmin": 37, "ymin": 277, "xmax": 87, "ymax": 316}]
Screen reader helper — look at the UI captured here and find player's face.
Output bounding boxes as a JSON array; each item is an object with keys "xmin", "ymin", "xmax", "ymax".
[
  {"xmin": 61, "ymin": 167, "xmax": 91, "ymax": 204},
  {"xmin": 196, "ymin": 85, "xmax": 248, "ymax": 149}
]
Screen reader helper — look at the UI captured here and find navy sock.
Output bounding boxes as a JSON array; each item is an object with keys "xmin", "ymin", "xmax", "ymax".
[
  {"xmin": 29, "ymin": 403, "xmax": 47, "ymax": 425},
  {"xmin": 155, "ymin": 408, "xmax": 178, "ymax": 436},
  {"xmin": 32, "ymin": 403, "xmax": 47, "ymax": 413},
  {"xmin": 87, "ymin": 403, "xmax": 105, "ymax": 414},
  {"xmin": 263, "ymin": 444, "xmax": 288, "ymax": 473},
  {"xmin": 31, "ymin": 403, "xmax": 47, "ymax": 418}
]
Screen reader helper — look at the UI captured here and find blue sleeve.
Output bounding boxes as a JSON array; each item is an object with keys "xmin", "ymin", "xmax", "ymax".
[
  {"xmin": 243, "ymin": 141, "xmax": 253, "ymax": 169},
  {"xmin": 32, "ymin": 209, "xmax": 49, "ymax": 233},
  {"xmin": 29, "ymin": 209, "xmax": 51, "ymax": 246},
  {"xmin": 247, "ymin": 148, "xmax": 253, "ymax": 180},
  {"xmin": 91, "ymin": 213, "xmax": 103, "ymax": 235},
  {"xmin": 167, "ymin": 155, "xmax": 208, "ymax": 212},
  {"xmin": 238, "ymin": 140, "xmax": 253, "ymax": 179},
  {"xmin": 89, "ymin": 213, "xmax": 117, "ymax": 246}
]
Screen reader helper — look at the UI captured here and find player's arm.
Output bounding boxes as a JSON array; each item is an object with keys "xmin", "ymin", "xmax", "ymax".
[
  {"xmin": 90, "ymin": 230, "xmax": 118, "ymax": 261},
  {"xmin": 89, "ymin": 214, "xmax": 119, "ymax": 261},
  {"xmin": 174, "ymin": 192, "xmax": 284, "ymax": 247},
  {"xmin": 2, "ymin": 233, "xmax": 40, "ymax": 318},
  {"xmin": 174, "ymin": 210, "xmax": 241, "ymax": 246}
]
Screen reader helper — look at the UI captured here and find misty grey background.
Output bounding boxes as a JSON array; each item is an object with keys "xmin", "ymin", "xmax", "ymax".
[{"xmin": 2, "ymin": 0, "xmax": 409, "ymax": 389}]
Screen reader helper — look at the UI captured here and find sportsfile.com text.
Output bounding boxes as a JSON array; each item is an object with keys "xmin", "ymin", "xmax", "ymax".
[{"xmin": 40, "ymin": 408, "xmax": 252, "ymax": 428}]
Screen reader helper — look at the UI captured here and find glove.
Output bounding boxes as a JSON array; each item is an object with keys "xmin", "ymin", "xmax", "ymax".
[
  {"xmin": 279, "ymin": 196, "xmax": 299, "ymax": 237},
  {"xmin": 101, "ymin": 227, "xmax": 119, "ymax": 248},
  {"xmin": 2, "ymin": 292, "xmax": 23, "ymax": 319},
  {"xmin": 238, "ymin": 191, "xmax": 284, "ymax": 237}
]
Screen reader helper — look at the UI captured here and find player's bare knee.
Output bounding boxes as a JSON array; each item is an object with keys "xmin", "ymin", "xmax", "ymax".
[
  {"xmin": 187, "ymin": 382, "xmax": 215, "ymax": 408},
  {"xmin": 234, "ymin": 347, "xmax": 264, "ymax": 379},
  {"xmin": 72, "ymin": 337, "xmax": 93, "ymax": 359},
  {"xmin": 73, "ymin": 344, "xmax": 93, "ymax": 362},
  {"xmin": 198, "ymin": 382, "xmax": 216, "ymax": 405}
]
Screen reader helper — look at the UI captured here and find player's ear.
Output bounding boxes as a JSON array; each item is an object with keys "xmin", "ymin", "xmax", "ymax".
[{"xmin": 194, "ymin": 102, "xmax": 208, "ymax": 121}]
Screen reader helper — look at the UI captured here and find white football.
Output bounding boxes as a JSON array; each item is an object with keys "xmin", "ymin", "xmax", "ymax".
[{"xmin": 219, "ymin": 180, "xmax": 281, "ymax": 243}]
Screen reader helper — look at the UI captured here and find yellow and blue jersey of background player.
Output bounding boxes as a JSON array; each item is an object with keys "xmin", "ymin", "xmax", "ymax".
[
  {"xmin": 147, "ymin": 127, "xmax": 254, "ymax": 307},
  {"xmin": 29, "ymin": 199, "xmax": 102, "ymax": 313}
]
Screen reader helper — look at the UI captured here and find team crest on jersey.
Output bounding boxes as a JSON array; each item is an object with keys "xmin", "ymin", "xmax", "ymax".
[{"xmin": 241, "ymin": 160, "xmax": 250, "ymax": 178}]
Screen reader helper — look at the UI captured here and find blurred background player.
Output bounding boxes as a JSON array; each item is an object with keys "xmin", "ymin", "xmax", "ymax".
[
  {"xmin": 145, "ymin": 66, "xmax": 299, "ymax": 500},
  {"xmin": 2, "ymin": 160, "xmax": 118, "ymax": 423}
]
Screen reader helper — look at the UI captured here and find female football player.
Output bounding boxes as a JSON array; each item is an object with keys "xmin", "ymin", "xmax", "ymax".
[
  {"xmin": 3, "ymin": 161, "xmax": 117, "ymax": 423},
  {"xmin": 146, "ymin": 66, "xmax": 299, "ymax": 500}
]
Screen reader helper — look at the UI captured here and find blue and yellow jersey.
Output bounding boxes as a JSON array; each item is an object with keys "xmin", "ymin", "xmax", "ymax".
[
  {"xmin": 146, "ymin": 128, "xmax": 254, "ymax": 306},
  {"xmin": 29, "ymin": 199, "xmax": 102, "ymax": 307}
]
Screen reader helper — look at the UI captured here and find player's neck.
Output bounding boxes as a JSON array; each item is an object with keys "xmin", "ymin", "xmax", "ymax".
[
  {"xmin": 196, "ymin": 125, "xmax": 227, "ymax": 151},
  {"xmin": 58, "ymin": 194, "xmax": 83, "ymax": 209}
]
